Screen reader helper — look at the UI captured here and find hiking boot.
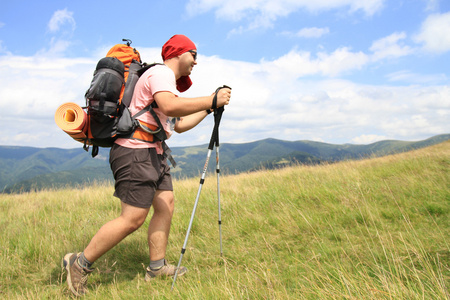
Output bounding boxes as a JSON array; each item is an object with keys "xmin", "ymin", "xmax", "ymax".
[
  {"xmin": 144, "ymin": 260, "xmax": 187, "ymax": 281},
  {"xmin": 62, "ymin": 252, "xmax": 93, "ymax": 297}
]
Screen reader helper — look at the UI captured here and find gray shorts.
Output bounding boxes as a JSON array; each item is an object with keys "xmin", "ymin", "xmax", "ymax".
[{"xmin": 109, "ymin": 144, "xmax": 173, "ymax": 208}]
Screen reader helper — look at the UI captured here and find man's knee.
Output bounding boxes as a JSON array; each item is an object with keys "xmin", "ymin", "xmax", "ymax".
[
  {"xmin": 130, "ymin": 216, "xmax": 147, "ymax": 232},
  {"xmin": 153, "ymin": 191, "xmax": 174, "ymax": 215},
  {"xmin": 119, "ymin": 213, "xmax": 146, "ymax": 234},
  {"xmin": 120, "ymin": 203, "xmax": 150, "ymax": 233}
]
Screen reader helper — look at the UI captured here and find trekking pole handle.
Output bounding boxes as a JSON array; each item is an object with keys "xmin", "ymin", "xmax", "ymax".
[{"xmin": 211, "ymin": 85, "xmax": 232, "ymax": 111}]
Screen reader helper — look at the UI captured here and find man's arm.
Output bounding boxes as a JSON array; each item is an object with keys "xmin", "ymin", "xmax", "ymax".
[
  {"xmin": 154, "ymin": 88, "xmax": 231, "ymax": 118},
  {"xmin": 174, "ymin": 111, "xmax": 210, "ymax": 133}
]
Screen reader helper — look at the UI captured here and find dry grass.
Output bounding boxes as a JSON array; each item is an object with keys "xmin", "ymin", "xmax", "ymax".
[{"xmin": 0, "ymin": 142, "xmax": 448, "ymax": 299}]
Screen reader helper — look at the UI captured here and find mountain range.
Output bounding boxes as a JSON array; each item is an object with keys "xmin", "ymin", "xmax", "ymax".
[{"xmin": 1, "ymin": 134, "xmax": 449, "ymax": 193}]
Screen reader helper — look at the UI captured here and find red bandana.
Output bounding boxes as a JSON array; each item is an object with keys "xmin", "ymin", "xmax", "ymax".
[{"xmin": 161, "ymin": 35, "xmax": 196, "ymax": 92}]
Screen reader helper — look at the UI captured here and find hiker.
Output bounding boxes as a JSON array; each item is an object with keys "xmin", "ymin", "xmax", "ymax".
[{"xmin": 63, "ymin": 34, "xmax": 231, "ymax": 297}]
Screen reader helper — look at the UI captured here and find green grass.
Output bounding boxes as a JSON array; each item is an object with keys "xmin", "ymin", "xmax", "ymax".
[{"xmin": 0, "ymin": 142, "xmax": 448, "ymax": 299}]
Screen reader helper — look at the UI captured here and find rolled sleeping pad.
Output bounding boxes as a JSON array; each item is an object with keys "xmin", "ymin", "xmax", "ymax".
[{"xmin": 54, "ymin": 102, "xmax": 90, "ymax": 144}]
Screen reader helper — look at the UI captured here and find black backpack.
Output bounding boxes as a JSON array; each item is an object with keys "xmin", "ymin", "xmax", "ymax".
[{"xmin": 84, "ymin": 40, "xmax": 172, "ymax": 163}]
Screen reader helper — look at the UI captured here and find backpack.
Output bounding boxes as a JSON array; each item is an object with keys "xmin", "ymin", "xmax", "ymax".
[{"xmin": 84, "ymin": 39, "xmax": 173, "ymax": 164}]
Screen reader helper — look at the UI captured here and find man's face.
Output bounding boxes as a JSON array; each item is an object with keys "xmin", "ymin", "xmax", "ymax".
[{"xmin": 178, "ymin": 50, "xmax": 197, "ymax": 76}]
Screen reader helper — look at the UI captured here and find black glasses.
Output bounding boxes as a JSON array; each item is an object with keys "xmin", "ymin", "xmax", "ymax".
[{"xmin": 188, "ymin": 50, "xmax": 197, "ymax": 61}]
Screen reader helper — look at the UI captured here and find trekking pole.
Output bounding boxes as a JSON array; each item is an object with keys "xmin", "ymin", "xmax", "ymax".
[
  {"xmin": 215, "ymin": 109, "xmax": 223, "ymax": 257},
  {"xmin": 171, "ymin": 86, "xmax": 229, "ymax": 290}
]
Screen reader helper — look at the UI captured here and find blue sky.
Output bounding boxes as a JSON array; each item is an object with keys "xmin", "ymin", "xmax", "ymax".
[{"xmin": 0, "ymin": 0, "xmax": 449, "ymax": 151}]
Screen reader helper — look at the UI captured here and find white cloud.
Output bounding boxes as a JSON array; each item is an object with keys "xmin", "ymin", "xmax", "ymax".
[
  {"xmin": 260, "ymin": 47, "xmax": 369, "ymax": 79},
  {"xmin": 282, "ymin": 27, "xmax": 330, "ymax": 38},
  {"xmin": 186, "ymin": 0, "xmax": 385, "ymax": 32},
  {"xmin": 352, "ymin": 134, "xmax": 388, "ymax": 144},
  {"xmin": 317, "ymin": 47, "xmax": 369, "ymax": 76},
  {"xmin": 48, "ymin": 9, "xmax": 76, "ymax": 33},
  {"xmin": 153, "ymin": 47, "xmax": 448, "ymax": 146},
  {"xmin": 414, "ymin": 12, "xmax": 450, "ymax": 53},
  {"xmin": 370, "ymin": 32, "xmax": 414, "ymax": 61},
  {"xmin": 0, "ymin": 52, "xmax": 96, "ymax": 148},
  {"xmin": 45, "ymin": 9, "xmax": 77, "ymax": 55},
  {"xmin": 386, "ymin": 70, "xmax": 447, "ymax": 84},
  {"xmin": 0, "ymin": 40, "xmax": 448, "ymax": 149}
]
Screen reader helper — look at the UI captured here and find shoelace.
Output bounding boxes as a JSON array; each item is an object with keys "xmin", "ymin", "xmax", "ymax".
[{"xmin": 78, "ymin": 268, "xmax": 90, "ymax": 285}]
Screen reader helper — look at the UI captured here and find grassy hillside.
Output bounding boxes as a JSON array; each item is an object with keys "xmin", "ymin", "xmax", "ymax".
[
  {"xmin": 2, "ymin": 134, "xmax": 449, "ymax": 193},
  {"xmin": 0, "ymin": 146, "xmax": 110, "ymax": 193},
  {"xmin": 0, "ymin": 141, "xmax": 448, "ymax": 299}
]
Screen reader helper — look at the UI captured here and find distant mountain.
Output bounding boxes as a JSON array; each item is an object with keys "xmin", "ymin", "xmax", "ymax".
[
  {"xmin": 0, "ymin": 147, "xmax": 109, "ymax": 193},
  {"xmin": 1, "ymin": 134, "xmax": 449, "ymax": 193}
]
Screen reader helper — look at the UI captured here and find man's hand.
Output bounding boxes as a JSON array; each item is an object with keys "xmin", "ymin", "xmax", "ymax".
[{"xmin": 215, "ymin": 88, "xmax": 231, "ymax": 108}]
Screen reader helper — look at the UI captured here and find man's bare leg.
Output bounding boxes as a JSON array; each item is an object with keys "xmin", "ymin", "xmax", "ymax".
[
  {"xmin": 83, "ymin": 202, "xmax": 150, "ymax": 263},
  {"xmin": 148, "ymin": 190, "xmax": 174, "ymax": 261},
  {"xmin": 144, "ymin": 190, "xmax": 187, "ymax": 280}
]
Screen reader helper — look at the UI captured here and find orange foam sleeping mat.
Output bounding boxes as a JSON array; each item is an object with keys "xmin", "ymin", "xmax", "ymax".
[{"xmin": 54, "ymin": 102, "xmax": 91, "ymax": 144}]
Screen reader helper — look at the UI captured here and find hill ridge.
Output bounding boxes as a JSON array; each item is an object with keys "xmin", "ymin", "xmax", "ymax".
[{"xmin": 1, "ymin": 134, "xmax": 448, "ymax": 193}]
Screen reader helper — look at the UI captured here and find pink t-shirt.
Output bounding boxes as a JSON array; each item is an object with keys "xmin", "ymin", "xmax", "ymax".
[{"xmin": 115, "ymin": 64, "xmax": 178, "ymax": 154}]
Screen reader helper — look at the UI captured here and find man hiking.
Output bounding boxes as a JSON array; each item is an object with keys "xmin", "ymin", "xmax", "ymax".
[{"xmin": 63, "ymin": 34, "xmax": 231, "ymax": 297}]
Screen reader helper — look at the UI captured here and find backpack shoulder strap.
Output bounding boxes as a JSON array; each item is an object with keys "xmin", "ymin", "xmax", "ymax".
[
  {"xmin": 137, "ymin": 63, "xmax": 163, "ymax": 77},
  {"xmin": 133, "ymin": 104, "xmax": 167, "ymax": 140},
  {"xmin": 125, "ymin": 62, "xmax": 176, "ymax": 166},
  {"xmin": 122, "ymin": 63, "xmax": 163, "ymax": 108}
]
